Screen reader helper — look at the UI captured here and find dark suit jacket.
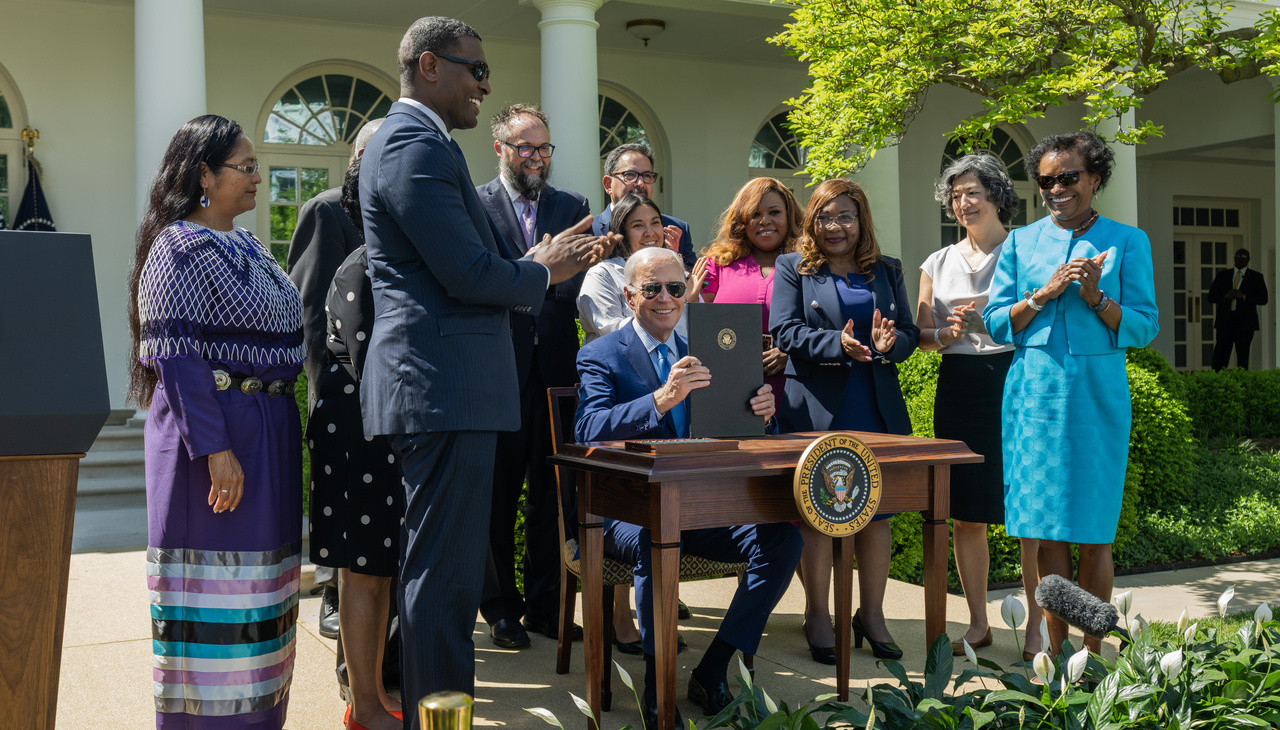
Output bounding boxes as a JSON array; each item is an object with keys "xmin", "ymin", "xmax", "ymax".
[
  {"xmin": 592, "ymin": 207, "xmax": 695, "ymax": 268},
  {"xmin": 359, "ymin": 101, "xmax": 549, "ymax": 436},
  {"xmin": 1209, "ymin": 267, "xmax": 1269, "ymax": 332},
  {"xmin": 285, "ymin": 186, "xmax": 362, "ymax": 407},
  {"xmin": 769, "ymin": 252, "xmax": 920, "ymax": 435},
  {"xmin": 477, "ymin": 178, "xmax": 591, "ymax": 388},
  {"xmin": 574, "ymin": 324, "xmax": 687, "ymax": 443}
]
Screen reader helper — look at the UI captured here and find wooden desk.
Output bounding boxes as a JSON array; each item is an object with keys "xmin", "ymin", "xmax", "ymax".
[{"xmin": 549, "ymin": 431, "xmax": 981, "ymax": 730}]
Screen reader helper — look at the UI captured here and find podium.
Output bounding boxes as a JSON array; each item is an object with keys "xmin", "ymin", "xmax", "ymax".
[{"xmin": 0, "ymin": 231, "xmax": 111, "ymax": 729}]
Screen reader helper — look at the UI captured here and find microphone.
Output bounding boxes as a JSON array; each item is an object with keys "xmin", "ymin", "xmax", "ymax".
[{"xmin": 1034, "ymin": 574, "xmax": 1120, "ymax": 639}]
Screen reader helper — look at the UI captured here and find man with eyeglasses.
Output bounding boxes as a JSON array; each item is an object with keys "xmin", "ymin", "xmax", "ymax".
[
  {"xmin": 574, "ymin": 246, "xmax": 800, "ymax": 729},
  {"xmin": 593, "ymin": 142, "xmax": 696, "ymax": 267},
  {"xmin": 360, "ymin": 17, "xmax": 606, "ymax": 724},
  {"xmin": 475, "ymin": 103, "xmax": 593, "ymax": 650}
]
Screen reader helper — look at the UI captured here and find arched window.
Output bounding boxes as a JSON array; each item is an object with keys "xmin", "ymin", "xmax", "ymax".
[
  {"xmin": 938, "ymin": 126, "xmax": 1040, "ymax": 247},
  {"xmin": 747, "ymin": 109, "xmax": 810, "ymax": 207},
  {"xmin": 252, "ymin": 63, "xmax": 396, "ymax": 263},
  {"xmin": 597, "ymin": 84, "xmax": 668, "ymax": 210},
  {"xmin": 0, "ymin": 63, "xmax": 28, "ymax": 227}
]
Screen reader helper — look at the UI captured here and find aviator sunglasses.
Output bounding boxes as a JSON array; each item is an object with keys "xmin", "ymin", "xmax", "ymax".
[
  {"xmin": 633, "ymin": 281, "xmax": 687, "ymax": 299},
  {"xmin": 1035, "ymin": 170, "xmax": 1082, "ymax": 190}
]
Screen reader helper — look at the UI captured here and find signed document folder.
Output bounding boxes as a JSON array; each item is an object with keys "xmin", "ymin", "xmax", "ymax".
[{"xmin": 686, "ymin": 302, "xmax": 765, "ymax": 438}]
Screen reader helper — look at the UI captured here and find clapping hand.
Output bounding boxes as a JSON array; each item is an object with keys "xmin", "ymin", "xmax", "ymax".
[
  {"xmin": 870, "ymin": 308, "xmax": 897, "ymax": 353},
  {"xmin": 529, "ymin": 215, "xmax": 604, "ymax": 283},
  {"xmin": 685, "ymin": 257, "xmax": 709, "ymax": 303},
  {"xmin": 663, "ymin": 224, "xmax": 682, "ymax": 253},
  {"xmin": 1068, "ymin": 250, "xmax": 1108, "ymax": 306},
  {"xmin": 947, "ymin": 301, "xmax": 983, "ymax": 337},
  {"xmin": 841, "ymin": 320, "xmax": 873, "ymax": 362}
]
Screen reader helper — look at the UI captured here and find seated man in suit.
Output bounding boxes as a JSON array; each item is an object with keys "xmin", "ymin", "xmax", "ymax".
[
  {"xmin": 592, "ymin": 142, "xmax": 696, "ymax": 268},
  {"xmin": 574, "ymin": 246, "xmax": 802, "ymax": 726}
]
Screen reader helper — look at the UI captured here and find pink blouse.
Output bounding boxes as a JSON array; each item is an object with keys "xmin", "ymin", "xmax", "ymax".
[{"xmin": 702, "ymin": 254, "xmax": 783, "ymax": 396}]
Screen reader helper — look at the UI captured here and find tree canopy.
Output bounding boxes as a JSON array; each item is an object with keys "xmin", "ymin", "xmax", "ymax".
[{"xmin": 771, "ymin": 0, "xmax": 1280, "ymax": 179}]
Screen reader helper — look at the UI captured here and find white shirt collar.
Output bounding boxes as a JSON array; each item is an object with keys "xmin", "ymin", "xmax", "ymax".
[
  {"xmin": 397, "ymin": 97, "xmax": 451, "ymax": 142},
  {"xmin": 1237, "ymin": 265, "xmax": 1249, "ymax": 275},
  {"xmin": 632, "ymin": 317, "xmax": 678, "ymax": 356}
]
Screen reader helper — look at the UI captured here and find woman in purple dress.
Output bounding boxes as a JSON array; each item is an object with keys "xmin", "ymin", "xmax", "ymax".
[{"xmin": 127, "ymin": 115, "xmax": 305, "ymax": 729}]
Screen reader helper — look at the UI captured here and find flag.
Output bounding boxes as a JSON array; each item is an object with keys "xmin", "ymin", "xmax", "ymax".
[{"xmin": 12, "ymin": 153, "xmax": 55, "ymax": 231}]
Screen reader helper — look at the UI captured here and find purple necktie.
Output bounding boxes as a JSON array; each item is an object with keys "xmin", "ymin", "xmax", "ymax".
[{"xmin": 516, "ymin": 196, "xmax": 536, "ymax": 252}]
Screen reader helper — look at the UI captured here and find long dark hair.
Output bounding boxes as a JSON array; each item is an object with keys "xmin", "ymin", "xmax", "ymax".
[
  {"xmin": 127, "ymin": 114, "xmax": 246, "ymax": 407},
  {"xmin": 608, "ymin": 193, "xmax": 662, "ymax": 260}
]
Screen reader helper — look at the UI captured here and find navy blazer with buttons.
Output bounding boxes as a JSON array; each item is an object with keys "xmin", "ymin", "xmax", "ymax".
[
  {"xmin": 592, "ymin": 206, "xmax": 696, "ymax": 268},
  {"xmin": 769, "ymin": 252, "xmax": 920, "ymax": 435},
  {"xmin": 477, "ymin": 177, "xmax": 591, "ymax": 388},
  {"xmin": 359, "ymin": 102, "xmax": 549, "ymax": 436}
]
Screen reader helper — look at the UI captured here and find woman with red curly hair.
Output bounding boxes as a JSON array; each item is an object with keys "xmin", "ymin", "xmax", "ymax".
[
  {"xmin": 770, "ymin": 179, "xmax": 920, "ymax": 664},
  {"xmin": 699, "ymin": 177, "xmax": 802, "ymax": 397}
]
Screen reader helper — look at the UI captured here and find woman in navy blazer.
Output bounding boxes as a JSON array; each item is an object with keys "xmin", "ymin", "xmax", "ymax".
[{"xmin": 770, "ymin": 179, "xmax": 920, "ymax": 663}]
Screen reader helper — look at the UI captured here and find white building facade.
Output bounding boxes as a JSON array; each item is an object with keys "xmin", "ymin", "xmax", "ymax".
[{"xmin": 0, "ymin": 0, "xmax": 1275, "ymax": 409}]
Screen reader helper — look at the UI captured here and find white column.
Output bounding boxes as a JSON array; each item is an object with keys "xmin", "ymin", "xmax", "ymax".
[
  {"xmin": 135, "ymin": 0, "xmax": 206, "ymax": 220},
  {"xmin": 1095, "ymin": 111, "xmax": 1139, "ymax": 227},
  {"xmin": 851, "ymin": 146, "xmax": 903, "ymax": 259},
  {"xmin": 532, "ymin": 0, "xmax": 606, "ymax": 213},
  {"xmin": 1272, "ymin": 80, "xmax": 1280, "ymax": 368}
]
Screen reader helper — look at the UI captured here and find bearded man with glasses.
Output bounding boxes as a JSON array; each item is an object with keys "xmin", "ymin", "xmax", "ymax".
[
  {"xmin": 592, "ymin": 142, "xmax": 697, "ymax": 267},
  {"xmin": 574, "ymin": 246, "xmax": 799, "ymax": 729},
  {"xmin": 475, "ymin": 103, "xmax": 595, "ymax": 650}
]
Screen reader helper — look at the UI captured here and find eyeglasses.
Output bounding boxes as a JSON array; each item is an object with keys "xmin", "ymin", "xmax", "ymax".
[
  {"xmin": 433, "ymin": 52, "xmax": 491, "ymax": 82},
  {"xmin": 611, "ymin": 170, "xmax": 659, "ymax": 185},
  {"xmin": 814, "ymin": 213, "xmax": 858, "ymax": 228},
  {"xmin": 213, "ymin": 162, "xmax": 260, "ymax": 175},
  {"xmin": 631, "ymin": 281, "xmax": 687, "ymax": 299},
  {"xmin": 502, "ymin": 141, "xmax": 556, "ymax": 158},
  {"xmin": 1035, "ymin": 170, "xmax": 1082, "ymax": 190}
]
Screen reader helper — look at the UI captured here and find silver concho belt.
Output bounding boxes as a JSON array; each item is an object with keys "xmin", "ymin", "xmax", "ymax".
[{"xmin": 212, "ymin": 369, "xmax": 293, "ymax": 397}]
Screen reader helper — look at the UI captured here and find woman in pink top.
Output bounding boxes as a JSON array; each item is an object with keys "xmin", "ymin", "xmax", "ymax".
[{"xmin": 699, "ymin": 177, "xmax": 802, "ymax": 396}]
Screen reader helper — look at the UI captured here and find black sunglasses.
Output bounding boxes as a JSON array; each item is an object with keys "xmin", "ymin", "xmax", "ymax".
[
  {"xmin": 433, "ymin": 52, "xmax": 490, "ymax": 82},
  {"xmin": 633, "ymin": 281, "xmax": 687, "ymax": 299},
  {"xmin": 1036, "ymin": 170, "xmax": 1082, "ymax": 190}
]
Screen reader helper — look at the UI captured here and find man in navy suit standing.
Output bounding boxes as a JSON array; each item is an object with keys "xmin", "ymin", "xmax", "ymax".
[
  {"xmin": 1209, "ymin": 248, "xmax": 1270, "ymax": 370},
  {"xmin": 574, "ymin": 247, "xmax": 801, "ymax": 728},
  {"xmin": 359, "ymin": 17, "xmax": 604, "ymax": 726},
  {"xmin": 592, "ymin": 142, "xmax": 697, "ymax": 267},
  {"xmin": 475, "ymin": 104, "xmax": 592, "ymax": 648}
]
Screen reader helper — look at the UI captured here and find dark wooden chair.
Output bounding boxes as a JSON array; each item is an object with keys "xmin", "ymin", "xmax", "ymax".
[{"xmin": 547, "ymin": 387, "xmax": 753, "ymax": 711}]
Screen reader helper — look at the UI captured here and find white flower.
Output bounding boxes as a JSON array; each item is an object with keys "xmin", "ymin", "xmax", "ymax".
[
  {"xmin": 1033, "ymin": 651, "xmax": 1055, "ymax": 685},
  {"xmin": 1160, "ymin": 648, "xmax": 1185, "ymax": 678},
  {"xmin": 1001, "ymin": 594, "xmax": 1027, "ymax": 630},
  {"xmin": 1177, "ymin": 607, "xmax": 1189, "ymax": 634},
  {"xmin": 1184, "ymin": 622, "xmax": 1199, "ymax": 644},
  {"xmin": 738, "ymin": 655, "xmax": 753, "ymax": 689},
  {"xmin": 1256, "ymin": 602, "xmax": 1272, "ymax": 626},
  {"xmin": 525, "ymin": 707, "xmax": 564, "ymax": 729},
  {"xmin": 1038, "ymin": 616, "xmax": 1050, "ymax": 652},
  {"xmin": 1066, "ymin": 648, "xmax": 1088, "ymax": 684},
  {"xmin": 1219, "ymin": 585, "xmax": 1236, "ymax": 618},
  {"xmin": 614, "ymin": 660, "xmax": 635, "ymax": 692},
  {"xmin": 1132, "ymin": 613, "xmax": 1149, "ymax": 641},
  {"xmin": 963, "ymin": 637, "xmax": 977, "ymax": 666},
  {"xmin": 569, "ymin": 693, "xmax": 594, "ymax": 720},
  {"xmin": 1113, "ymin": 591, "xmax": 1132, "ymax": 617},
  {"xmin": 762, "ymin": 688, "xmax": 778, "ymax": 714}
]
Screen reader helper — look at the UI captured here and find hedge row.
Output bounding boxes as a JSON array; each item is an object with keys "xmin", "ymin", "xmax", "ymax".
[{"xmin": 889, "ymin": 347, "xmax": 1280, "ymax": 589}]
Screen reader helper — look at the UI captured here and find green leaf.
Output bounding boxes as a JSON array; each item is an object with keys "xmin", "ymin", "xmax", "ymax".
[
  {"xmin": 964, "ymin": 706, "xmax": 996, "ymax": 730},
  {"xmin": 923, "ymin": 634, "xmax": 954, "ymax": 700},
  {"xmin": 982, "ymin": 689, "xmax": 1046, "ymax": 708}
]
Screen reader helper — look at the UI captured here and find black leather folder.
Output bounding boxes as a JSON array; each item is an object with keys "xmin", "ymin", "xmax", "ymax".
[{"xmin": 686, "ymin": 302, "xmax": 765, "ymax": 438}]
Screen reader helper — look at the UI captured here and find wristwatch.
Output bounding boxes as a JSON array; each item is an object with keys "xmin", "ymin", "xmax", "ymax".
[{"xmin": 1024, "ymin": 289, "xmax": 1044, "ymax": 312}]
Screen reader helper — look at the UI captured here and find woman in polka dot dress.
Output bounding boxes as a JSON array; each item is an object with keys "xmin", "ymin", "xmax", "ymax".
[{"xmin": 307, "ymin": 159, "xmax": 404, "ymax": 730}]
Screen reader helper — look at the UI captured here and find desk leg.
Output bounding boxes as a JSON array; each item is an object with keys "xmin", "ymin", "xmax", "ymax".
[
  {"xmin": 581, "ymin": 485, "xmax": 604, "ymax": 730},
  {"xmin": 833, "ymin": 535, "xmax": 853, "ymax": 702},
  {"xmin": 922, "ymin": 465, "xmax": 950, "ymax": 651},
  {"xmin": 652, "ymin": 538, "xmax": 680, "ymax": 730}
]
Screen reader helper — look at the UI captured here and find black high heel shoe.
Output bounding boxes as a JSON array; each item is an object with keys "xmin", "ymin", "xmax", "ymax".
[
  {"xmin": 802, "ymin": 622, "xmax": 837, "ymax": 665},
  {"xmin": 852, "ymin": 609, "xmax": 902, "ymax": 660}
]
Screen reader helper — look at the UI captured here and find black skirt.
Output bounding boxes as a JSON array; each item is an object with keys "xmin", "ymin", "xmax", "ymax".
[{"xmin": 933, "ymin": 350, "xmax": 1013, "ymax": 524}]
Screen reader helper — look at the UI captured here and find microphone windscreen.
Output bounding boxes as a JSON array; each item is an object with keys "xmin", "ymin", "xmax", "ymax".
[{"xmin": 1034, "ymin": 574, "xmax": 1119, "ymax": 639}]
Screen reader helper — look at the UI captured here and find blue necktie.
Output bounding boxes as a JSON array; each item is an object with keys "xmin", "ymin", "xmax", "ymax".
[{"xmin": 657, "ymin": 344, "xmax": 687, "ymax": 437}]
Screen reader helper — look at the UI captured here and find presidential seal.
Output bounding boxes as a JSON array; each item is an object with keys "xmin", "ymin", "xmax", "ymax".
[
  {"xmin": 717, "ymin": 327, "xmax": 737, "ymax": 350},
  {"xmin": 793, "ymin": 432, "xmax": 882, "ymax": 536}
]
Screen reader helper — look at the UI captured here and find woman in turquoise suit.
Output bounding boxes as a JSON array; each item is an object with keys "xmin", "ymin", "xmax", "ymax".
[{"xmin": 982, "ymin": 131, "xmax": 1158, "ymax": 655}]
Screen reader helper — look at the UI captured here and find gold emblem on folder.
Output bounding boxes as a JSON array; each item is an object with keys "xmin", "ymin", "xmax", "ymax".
[{"xmin": 717, "ymin": 328, "xmax": 737, "ymax": 350}]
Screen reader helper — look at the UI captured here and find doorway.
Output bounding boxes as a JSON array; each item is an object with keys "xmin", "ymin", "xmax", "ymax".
[{"xmin": 1170, "ymin": 201, "xmax": 1248, "ymax": 370}]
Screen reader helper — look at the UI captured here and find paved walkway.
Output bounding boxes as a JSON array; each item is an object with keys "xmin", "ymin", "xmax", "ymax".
[{"xmin": 54, "ymin": 538, "xmax": 1280, "ymax": 729}]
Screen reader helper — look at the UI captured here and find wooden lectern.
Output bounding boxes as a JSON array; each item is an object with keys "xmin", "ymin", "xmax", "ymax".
[{"xmin": 0, "ymin": 231, "xmax": 111, "ymax": 730}]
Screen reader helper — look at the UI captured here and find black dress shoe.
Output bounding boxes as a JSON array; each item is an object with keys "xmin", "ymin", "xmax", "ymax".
[
  {"xmin": 614, "ymin": 637, "xmax": 644, "ymax": 655},
  {"xmin": 641, "ymin": 697, "xmax": 683, "ymax": 730},
  {"xmin": 803, "ymin": 623, "xmax": 837, "ymax": 665},
  {"xmin": 490, "ymin": 618, "xmax": 531, "ymax": 648},
  {"xmin": 687, "ymin": 673, "xmax": 734, "ymax": 716},
  {"xmin": 522, "ymin": 614, "xmax": 584, "ymax": 641},
  {"xmin": 852, "ymin": 609, "xmax": 902, "ymax": 660},
  {"xmin": 677, "ymin": 600, "xmax": 692, "ymax": 620},
  {"xmin": 318, "ymin": 585, "xmax": 340, "ymax": 640}
]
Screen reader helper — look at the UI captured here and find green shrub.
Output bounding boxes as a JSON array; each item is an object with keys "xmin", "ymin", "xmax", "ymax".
[
  {"xmin": 1121, "ymin": 361, "xmax": 1196, "ymax": 515},
  {"xmin": 1241, "ymin": 368, "xmax": 1280, "ymax": 439},
  {"xmin": 898, "ymin": 349, "xmax": 941, "ymax": 438},
  {"xmin": 1181, "ymin": 368, "xmax": 1247, "ymax": 441}
]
